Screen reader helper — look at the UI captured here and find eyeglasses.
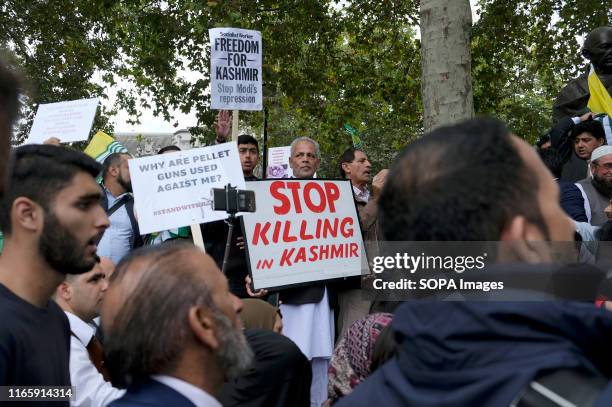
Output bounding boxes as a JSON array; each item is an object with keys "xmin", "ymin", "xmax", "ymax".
[{"xmin": 593, "ymin": 162, "xmax": 612, "ymax": 171}]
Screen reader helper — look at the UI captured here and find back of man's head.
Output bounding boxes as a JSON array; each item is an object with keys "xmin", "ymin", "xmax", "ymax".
[
  {"xmin": 0, "ymin": 145, "xmax": 101, "ymax": 234},
  {"xmin": 379, "ymin": 118, "xmax": 546, "ymax": 241},
  {"xmin": 102, "ymin": 242, "xmax": 252, "ymax": 387},
  {"xmin": 571, "ymin": 120, "xmax": 606, "ymax": 143},
  {"xmin": 0, "ymin": 59, "xmax": 21, "ymax": 196}
]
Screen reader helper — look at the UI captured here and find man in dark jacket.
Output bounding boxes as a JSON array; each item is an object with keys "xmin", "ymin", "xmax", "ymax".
[
  {"xmin": 550, "ymin": 113, "xmax": 606, "ymax": 182},
  {"xmin": 538, "ymin": 147, "xmax": 587, "ymax": 222},
  {"xmin": 337, "ymin": 118, "xmax": 612, "ymax": 407}
]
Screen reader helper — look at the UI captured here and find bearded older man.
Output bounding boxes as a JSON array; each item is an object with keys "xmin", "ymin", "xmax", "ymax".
[{"xmin": 576, "ymin": 145, "xmax": 612, "ymax": 225}]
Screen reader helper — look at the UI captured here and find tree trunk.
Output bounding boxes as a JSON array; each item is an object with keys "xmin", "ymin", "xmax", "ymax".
[{"xmin": 420, "ymin": 0, "xmax": 474, "ymax": 131}]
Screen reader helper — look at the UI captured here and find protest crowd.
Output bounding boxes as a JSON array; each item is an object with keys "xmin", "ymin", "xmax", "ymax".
[{"xmin": 1, "ymin": 23, "xmax": 612, "ymax": 407}]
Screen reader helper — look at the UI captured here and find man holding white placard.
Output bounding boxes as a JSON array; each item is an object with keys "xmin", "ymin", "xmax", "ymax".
[{"xmin": 277, "ymin": 136, "xmax": 335, "ymax": 407}]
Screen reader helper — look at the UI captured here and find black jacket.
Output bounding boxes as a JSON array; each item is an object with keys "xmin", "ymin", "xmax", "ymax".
[{"xmin": 338, "ymin": 264, "xmax": 612, "ymax": 407}]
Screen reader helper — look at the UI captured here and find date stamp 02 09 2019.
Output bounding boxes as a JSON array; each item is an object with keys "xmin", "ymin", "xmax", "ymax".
[{"xmin": 0, "ymin": 386, "xmax": 75, "ymax": 401}]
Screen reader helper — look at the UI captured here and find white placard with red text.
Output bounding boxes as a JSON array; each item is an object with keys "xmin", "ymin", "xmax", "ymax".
[{"xmin": 242, "ymin": 179, "xmax": 367, "ymax": 290}]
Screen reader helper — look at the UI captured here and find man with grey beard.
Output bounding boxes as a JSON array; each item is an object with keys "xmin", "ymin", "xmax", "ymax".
[
  {"xmin": 576, "ymin": 146, "xmax": 612, "ymax": 226},
  {"xmin": 102, "ymin": 243, "xmax": 254, "ymax": 407}
]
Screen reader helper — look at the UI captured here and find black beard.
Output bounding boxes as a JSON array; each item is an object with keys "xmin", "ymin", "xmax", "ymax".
[
  {"xmin": 592, "ymin": 175, "xmax": 612, "ymax": 198},
  {"xmin": 118, "ymin": 176, "xmax": 132, "ymax": 193},
  {"xmin": 38, "ymin": 210, "xmax": 96, "ymax": 275}
]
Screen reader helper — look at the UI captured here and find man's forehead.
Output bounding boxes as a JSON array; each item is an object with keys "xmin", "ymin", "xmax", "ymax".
[
  {"xmin": 575, "ymin": 132, "xmax": 595, "ymax": 140},
  {"xmin": 293, "ymin": 141, "xmax": 315, "ymax": 153},
  {"xmin": 597, "ymin": 155, "xmax": 612, "ymax": 164},
  {"xmin": 55, "ymin": 172, "xmax": 100, "ymax": 198},
  {"xmin": 238, "ymin": 143, "xmax": 258, "ymax": 150},
  {"xmin": 353, "ymin": 150, "xmax": 368, "ymax": 161}
]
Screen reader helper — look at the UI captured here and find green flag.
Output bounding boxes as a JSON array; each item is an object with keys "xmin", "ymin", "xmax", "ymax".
[{"xmin": 343, "ymin": 123, "xmax": 363, "ymax": 149}]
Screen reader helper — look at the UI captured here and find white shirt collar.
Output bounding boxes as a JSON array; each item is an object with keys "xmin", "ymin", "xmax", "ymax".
[
  {"xmin": 151, "ymin": 375, "xmax": 221, "ymax": 407},
  {"xmin": 64, "ymin": 311, "xmax": 95, "ymax": 346},
  {"xmin": 352, "ymin": 184, "xmax": 370, "ymax": 203}
]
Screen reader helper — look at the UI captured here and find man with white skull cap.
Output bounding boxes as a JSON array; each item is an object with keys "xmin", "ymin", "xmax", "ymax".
[{"xmin": 576, "ymin": 145, "xmax": 612, "ymax": 225}]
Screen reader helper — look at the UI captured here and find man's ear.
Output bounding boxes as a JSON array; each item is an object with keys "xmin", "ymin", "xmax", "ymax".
[
  {"xmin": 12, "ymin": 197, "xmax": 44, "ymax": 233},
  {"xmin": 57, "ymin": 281, "xmax": 72, "ymax": 302},
  {"xmin": 341, "ymin": 162, "xmax": 351, "ymax": 176},
  {"xmin": 109, "ymin": 165, "xmax": 119, "ymax": 178},
  {"xmin": 188, "ymin": 306, "xmax": 219, "ymax": 351},
  {"xmin": 500, "ymin": 216, "xmax": 551, "ymax": 263}
]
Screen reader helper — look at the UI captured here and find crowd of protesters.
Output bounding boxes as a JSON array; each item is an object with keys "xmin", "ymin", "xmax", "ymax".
[{"xmin": 2, "ymin": 25, "xmax": 612, "ymax": 407}]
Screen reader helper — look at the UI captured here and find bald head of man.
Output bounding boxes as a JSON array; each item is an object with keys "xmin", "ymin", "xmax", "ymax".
[{"xmin": 101, "ymin": 242, "xmax": 253, "ymax": 394}]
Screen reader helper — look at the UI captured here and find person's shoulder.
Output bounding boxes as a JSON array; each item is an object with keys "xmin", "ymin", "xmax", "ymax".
[
  {"xmin": 245, "ymin": 328, "xmax": 308, "ymax": 365},
  {"xmin": 335, "ymin": 361, "xmax": 404, "ymax": 407},
  {"xmin": 109, "ymin": 379, "xmax": 197, "ymax": 407}
]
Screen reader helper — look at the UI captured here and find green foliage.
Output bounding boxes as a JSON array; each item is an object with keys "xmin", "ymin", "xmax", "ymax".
[
  {"xmin": 1, "ymin": 0, "xmax": 610, "ymax": 172},
  {"xmin": 472, "ymin": 0, "xmax": 611, "ymax": 142}
]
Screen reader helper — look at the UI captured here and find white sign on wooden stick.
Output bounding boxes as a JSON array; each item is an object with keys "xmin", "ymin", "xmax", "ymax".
[
  {"xmin": 242, "ymin": 179, "xmax": 368, "ymax": 290},
  {"xmin": 27, "ymin": 97, "xmax": 99, "ymax": 144},
  {"xmin": 210, "ymin": 27, "xmax": 262, "ymax": 111},
  {"xmin": 129, "ymin": 143, "xmax": 246, "ymax": 234}
]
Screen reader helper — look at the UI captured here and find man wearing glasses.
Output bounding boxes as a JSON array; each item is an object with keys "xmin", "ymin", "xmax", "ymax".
[{"xmin": 577, "ymin": 145, "xmax": 612, "ymax": 225}]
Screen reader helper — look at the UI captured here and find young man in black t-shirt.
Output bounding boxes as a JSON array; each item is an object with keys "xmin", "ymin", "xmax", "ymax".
[{"xmin": 0, "ymin": 145, "xmax": 109, "ymax": 405}]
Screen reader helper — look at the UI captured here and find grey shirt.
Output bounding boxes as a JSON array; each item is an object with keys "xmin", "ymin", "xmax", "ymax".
[{"xmin": 97, "ymin": 187, "xmax": 133, "ymax": 265}]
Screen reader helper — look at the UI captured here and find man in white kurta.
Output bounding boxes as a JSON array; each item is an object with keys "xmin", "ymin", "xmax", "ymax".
[{"xmin": 279, "ymin": 137, "xmax": 335, "ymax": 407}]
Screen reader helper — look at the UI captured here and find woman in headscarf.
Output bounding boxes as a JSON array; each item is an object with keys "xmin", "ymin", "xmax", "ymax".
[
  {"xmin": 327, "ymin": 313, "xmax": 395, "ymax": 404},
  {"xmin": 240, "ymin": 298, "xmax": 283, "ymax": 334}
]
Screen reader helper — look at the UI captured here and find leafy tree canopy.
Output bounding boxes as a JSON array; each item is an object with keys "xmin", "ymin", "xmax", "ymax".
[{"xmin": 1, "ymin": 0, "xmax": 609, "ymax": 176}]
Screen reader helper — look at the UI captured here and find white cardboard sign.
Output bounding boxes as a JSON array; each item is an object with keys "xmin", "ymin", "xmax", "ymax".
[
  {"xmin": 242, "ymin": 179, "xmax": 367, "ymax": 290},
  {"xmin": 209, "ymin": 27, "xmax": 262, "ymax": 111},
  {"xmin": 129, "ymin": 143, "xmax": 246, "ymax": 234},
  {"xmin": 266, "ymin": 146, "xmax": 294, "ymax": 178},
  {"xmin": 27, "ymin": 97, "xmax": 99, "ymax": 144}
]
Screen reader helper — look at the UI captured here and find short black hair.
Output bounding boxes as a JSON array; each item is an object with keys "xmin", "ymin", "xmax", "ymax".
[
  {"xmin": 0, "ymin": 58, "xmax": 21, "ymax": 129},
  {"xmin": 538, "ymin": 148, "xmax": 564, "ymax": 179},
  {"xmin": 536, "ymin": 134, "xmax": 550, "ymax": 150},
  {"xmin": 102, "ymin": 152, "xmax": 129, "ymax": 179},
  {"xmin": 237, "ymin": 134, "xmax": 259, "ymax": 153},
  {"xmin": 571, "ymin": 120, "xmax": 606, "ymax": 142},
  {"xmin": 0, "ymin": 145, "xmax": 102, "ymax": 234},
  {"xmin": 157, "ymin": 145, "xmax": 181, "ymax": 154},
  {"xmin": 339, "ymin": 147, "xmax": 361, "ymax": 178},
  {"xmin": 379, "ymin": 117, "xmax": 546, "ymax": 241},
  {"xmin": 0, "ymin": 58, "xmax": 21, "ymax": 197}
]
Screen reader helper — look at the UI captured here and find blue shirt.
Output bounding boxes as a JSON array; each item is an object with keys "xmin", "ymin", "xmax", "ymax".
[{"xmin": 97, "ymin": 186, "xmax": 133, "ymax": 265}]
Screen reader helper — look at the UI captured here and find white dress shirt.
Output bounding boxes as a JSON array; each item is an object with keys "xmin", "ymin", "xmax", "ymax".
[
  {"xmin": 151, "ymin": 375, "xmax": 222, "ymax": 407},
  {"xmin": 64, "ymin": 312, "xmax": 125, "ymax": 407},
  {"xmin": 352, "ymin": 184, "xmax": 370, "ymax": 203}
]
